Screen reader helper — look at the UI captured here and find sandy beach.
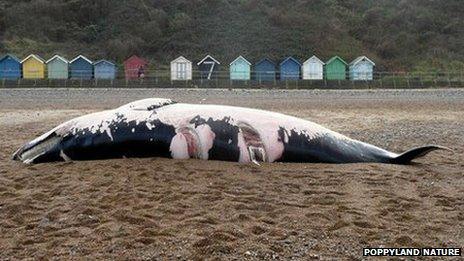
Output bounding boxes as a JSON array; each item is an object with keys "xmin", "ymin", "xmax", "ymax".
[{"xmin": 0, "ymin": 88, "xmax": 463, "ymax": 259}]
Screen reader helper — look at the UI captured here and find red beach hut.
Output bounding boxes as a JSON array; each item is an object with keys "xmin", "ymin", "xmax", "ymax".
[{"xmin": 124, "ymin": 55, "xmax": 149, "ymax": 79}]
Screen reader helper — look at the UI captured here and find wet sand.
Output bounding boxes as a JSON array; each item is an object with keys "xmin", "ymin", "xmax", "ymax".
[{"xmin": 0, "ymin": 88, "xmax": 463, "ymax": 259}]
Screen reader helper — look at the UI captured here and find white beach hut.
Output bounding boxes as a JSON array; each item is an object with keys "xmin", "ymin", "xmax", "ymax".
[
  {"xmin": 170, "ymin": 56, "xmax": 192, "ymax": 80},
  {"xmin": 302, "ymin": 55, "xmax": 325, "ymax": 80}
]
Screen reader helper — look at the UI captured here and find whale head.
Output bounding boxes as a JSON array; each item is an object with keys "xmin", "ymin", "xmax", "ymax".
[
  {"xmin": 13, "ymin": 130, "xmax": 64, "ymax": 164},
  {"xmin": 13, "ymin": 98, "xmax": 178, "ymax": 164}
]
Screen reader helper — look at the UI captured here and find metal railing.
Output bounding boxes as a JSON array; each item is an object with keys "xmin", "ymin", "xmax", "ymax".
[{"xmin": 0, "ymin": 70, "xmax": 463, "ymax": 89}]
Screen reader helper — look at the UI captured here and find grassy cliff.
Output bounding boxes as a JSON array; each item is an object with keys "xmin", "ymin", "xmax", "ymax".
[{"xmin": 0, "ymin": 0, "xmax": 463, "ymax": 71}]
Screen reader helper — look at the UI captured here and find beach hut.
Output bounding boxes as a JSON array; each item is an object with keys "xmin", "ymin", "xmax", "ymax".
[
  {"xmin": 302, "ymin": 55, "xmax": 324, "ymax": 80},
  {"xmin": 94, "ymin": 60, "xmax": 117, "ymax": 80},
  {"xmin": 254, "ymin": 58, "xmax": 276, "ymax": 82},
  {"xmin": 197, "ymin": 55, "xmax": 220, "ymax": 80},
  {"xmin": 229, "ymin": 56, "xmax": 251, "ymax": 80},
  {"xmin": 349, "ymin": 56, "xmax": 375, "ymax": 80},
  {"xmin": 0, "ymin": 54, "xmax": 21, "ymax": 79},
  {"xmin": 325, "ymin": 56, "xmax": 347, "ymax": 80},
  {"xmin": 70, "ymin": 55, "xmax": 93, "ymax": 79},
  {"xmin": 46, "ymin": 55, "xmax": 69, "ymax": 79},
  {"xmin": 21, "ymin": 54, "xmax": 46, "ymax": 79},
  {"xmin": 124, "ymin": 55, "xmax": 148, "ymax": 79},
  {"xmin": 170, "ymin": 56, "xmax": 192, "ymax": 80},
  {"xmin": 280, "ymin": 57, "xmax": 301, "ymax": 80}
]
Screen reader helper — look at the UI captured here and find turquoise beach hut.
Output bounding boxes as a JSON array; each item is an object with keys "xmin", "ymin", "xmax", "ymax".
[
  {"xmin": 94, "ymin": 60, "xmax": 117, "ymax": 80},
  {"xmin": 349, "ymin": 56, "xmax": 375, "ymax": 80},
  {"xmin": 0, "ymin": 54, "xmax": 21, "ymax": 79},
  {"xmin": 46, "ymin": 55, "xmax": 69, "ymax": 79},
  {"xmin": 229, "ymin": 56, "xmax": 251, "ymax": 80}
]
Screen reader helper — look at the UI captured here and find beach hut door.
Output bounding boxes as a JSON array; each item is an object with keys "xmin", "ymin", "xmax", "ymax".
[
  {"xmin": 177, "ymin": 62, "xmax": 186, "ymax": 80},
  {"xmin": 308, "ymin": 62, "xmax": 319, "ymax": 79}
]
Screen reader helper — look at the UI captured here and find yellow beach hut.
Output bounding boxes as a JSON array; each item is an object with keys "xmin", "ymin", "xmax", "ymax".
[{"xmin": 21, "ymin": 54, "xmax": 46, "ymax": 79}]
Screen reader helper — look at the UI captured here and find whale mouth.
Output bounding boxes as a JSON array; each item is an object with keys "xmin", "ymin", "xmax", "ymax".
[{"xmin": 13, "ymin": 132, "xmax": 62, "ymax": 164}]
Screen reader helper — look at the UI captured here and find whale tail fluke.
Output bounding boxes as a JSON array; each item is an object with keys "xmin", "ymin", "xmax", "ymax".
[{"xmin": 389, "ymin": 145, "xmax": 452, "ymax": 164}]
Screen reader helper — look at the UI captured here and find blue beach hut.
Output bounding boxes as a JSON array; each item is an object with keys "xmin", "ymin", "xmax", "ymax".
[
  {"xmin": 254, "ymin": 58, "xmax": 276, "ymax": 82},
  {"xmin": 229, "ymin": 56, "xmax": 251, "ymax": 80},
  {"xmin": 280, "ymin": 57, "xmax": 301, "ymax": 80},
  {"xmin": 0, "ymin": 54, "xmax": 21, "ymax": 79},
  {"xmin": 94, "ymin": 60, "xmax": 117, "ymax": 80},
  {"xmin": 70, "ymin": 55, "xmax": 93, "ymax": 79},
  {"xmin": 349, "ymin": 56, "xmax": 375, "ymax": 80}
]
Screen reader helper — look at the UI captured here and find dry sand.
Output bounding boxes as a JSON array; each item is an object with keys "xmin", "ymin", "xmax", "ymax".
[{"xmin": 0, "ymin": 88, "xmax": 463, "ymax": 260}]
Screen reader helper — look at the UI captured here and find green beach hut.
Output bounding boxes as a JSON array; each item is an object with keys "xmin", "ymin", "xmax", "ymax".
[
  {"xmin": 46, "ymin": 55, "xmax": 69, "ymax": 79},
  {"xmin": 229, "ymin": 55, "xmax": 251, "ymax": 80},
  {"xmin": 325, "ymin": 56, "xmax": 347, "ymax": 80}
]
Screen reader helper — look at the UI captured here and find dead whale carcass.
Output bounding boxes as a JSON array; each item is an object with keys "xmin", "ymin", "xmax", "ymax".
[{"xmin": 13, "ymin": 98, "xmax": 448, "ymax": 164}]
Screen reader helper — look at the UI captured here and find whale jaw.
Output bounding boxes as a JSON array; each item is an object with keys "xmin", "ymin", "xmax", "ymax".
[{"xmin": 13, "ymin": 132, "xmax": 63, "ymax": 164}]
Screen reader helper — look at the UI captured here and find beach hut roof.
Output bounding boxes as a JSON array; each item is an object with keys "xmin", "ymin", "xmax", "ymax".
[
  {"xmin": 124, "ymin": 55, "xmax": 148, "ymax": 65},
  {"xmin": 280, "ymin": 56, "xmax": 301, "ymax": 66},
  {"xmin": 197, "ymin": 55, "xmax": 220, "ymax": 65},
  {"xmin": 326, "ymin": 56, "xmax": 348, "ymax": 65},
  {"xmin": 0, "ymin": 54, "xmax": 21, "ymax": 63},
  {"xmin": 349, "ymin": 56, "xmax": 375, "ymax": 66},
  {"xmin": 21, "ymin": 54, "xmax": 45, "ymax": 64},
  {"xmin": 70, "ymin": 55, "xmax": 92, "ymax": 64},
  {"xmin": 46, "ymin": 55, "xmax": 69, "ymax": 64},
  {"xmin": 171, "ymin": 56, "xmax": 191, "ymax": 63},
  {"xmin": 303, "ymin": 55, "xmax": 325, "ymax": 65},
  {"xmin": 93, "ymin": 59, "xmax": 115, "ymax": 66},
  {"xmin": 256, "ymin": 58, "xmax": 276, "ymax": 65},
  {"xmin": 229, "ymin": 55, "xmax": 251, "ymax": 66}
]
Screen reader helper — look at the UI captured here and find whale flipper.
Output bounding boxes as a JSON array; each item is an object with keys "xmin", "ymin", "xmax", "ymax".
[{"xmin": 389, "ymin": 145, "xmax": 451, "ymax": 164}]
